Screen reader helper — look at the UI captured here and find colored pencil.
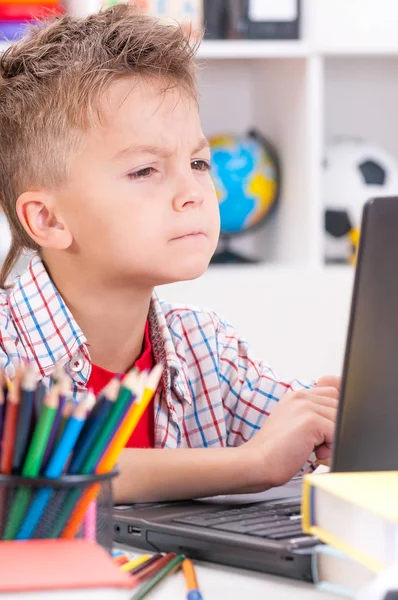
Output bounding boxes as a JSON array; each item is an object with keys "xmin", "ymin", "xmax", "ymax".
[
  {"xmin": 52, "ymin": 371, "xmax": 140, "ymax": 539},
  {"xmin": 3, "ymin": 385, "xmax": 59, "ymax": 540},
  {"xmin": 114, "ymin": 555, "xmax": 130, "ymax": 567},
  {"xmin": 131, "ymin": 554, "xmax": 185, "ymax": 600},
  {"xmin": 41, "ymin": 368, "xmax": 71, "ymax": 470},
  {"xmin": 128, "ymin": 554, "xmax": 164, "ymax": 576},
  {"xmin": 0, "ymin": 363, "xmax": 162, "ymax": 542},
  {"xmin": 34, "ymin": 380, "xmax": 47, "ymax": 423},
  {"xmin": 0, "ymin": 373, "xmax": 21, "ymax": 475},
  {"xmin": 81, "ymin": 369, "xmax": 139, "ymax": 473},
  {"xmin": 98, "ymin": 364, "xmax": 162, "ymax": 473},
  {"xmin": 61, "ymin": 366, "xmax": 162, "ymax": 539},
  {"xmin": 12, "ymin": 367, "xmax": 36, "ymax": 474},
  {"xmin": 119, "ymin": 554, "xmax": 151, "ymax": 573},
  {"xmin": 182, "ymin": 559, "xmax": 204, "ymax": 600},
  {"xmin": 15, "ymin": 393, "xmax": 94, "ymax": 540},
  {"xmin": 68, "ymin": 378, "xmax": 119, "ymax": 475},
  {"xmin": 54, "ymin": 395, "xmax": 73, "ymax": 443},
  {"xmin": 135, "ymin": 553, "xmax": 177, "ymax": 582},
  {"xmin": 82, "ymin": 499, "xmax": 97, "ymax": 542}
]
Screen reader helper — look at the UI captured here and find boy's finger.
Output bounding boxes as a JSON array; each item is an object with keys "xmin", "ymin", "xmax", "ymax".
[
  {"xmin": 315, "ymin": 375, "xmax": 341, "ymax": 390},
  {"xmin": 315, "ymin": 444, "xmax": 333, "ymax": 461},
  {"xmin": 307, "ymin": 386, "xmax": 339, "ymax": 400}
]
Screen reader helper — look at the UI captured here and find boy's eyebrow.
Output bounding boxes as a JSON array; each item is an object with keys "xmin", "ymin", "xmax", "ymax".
[{"xmin": 113, "ymin": 137, "xmax": 210, "ymax": 161}]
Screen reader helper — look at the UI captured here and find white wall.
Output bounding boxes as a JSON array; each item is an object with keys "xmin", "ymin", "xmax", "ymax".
[{"xmin": 157, "ymin": 266, "xmax": 355, "ymax": 382}]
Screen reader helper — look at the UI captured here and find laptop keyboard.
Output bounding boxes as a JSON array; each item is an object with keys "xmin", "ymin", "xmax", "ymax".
[{"xmin": 172, "ymin": 499, "xmax": 313, "ymax": 543}]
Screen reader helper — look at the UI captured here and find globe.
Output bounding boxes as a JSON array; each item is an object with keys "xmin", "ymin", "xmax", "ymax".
[{"xmin": 210, "ymin": 130, "xmax": 279, "ymax": 236}]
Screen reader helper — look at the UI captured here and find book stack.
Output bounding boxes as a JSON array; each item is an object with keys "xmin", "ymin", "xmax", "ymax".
[
  {"xmin": 301, "ymin": 471, "xmax": 398, "ymax": 597},
  {"xmin": 0, "ymin": 1, "xmax": 64, "ymax": 41}
]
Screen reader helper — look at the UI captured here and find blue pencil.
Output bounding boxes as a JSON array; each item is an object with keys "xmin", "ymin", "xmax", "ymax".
[
  {"xmin": 12, "ymin": 367, "xmax": 37, "ymax": 474},
  {"xmin": 67, "ymin": 378, "xmax": 120, "ymax": 475},
  {"xmin": 16, "ymin": 392, "xmax": 95, "ymax": 540},
  {"xmin": 41, "ymin": 366, "xmax": 71, "ymax": 470}
]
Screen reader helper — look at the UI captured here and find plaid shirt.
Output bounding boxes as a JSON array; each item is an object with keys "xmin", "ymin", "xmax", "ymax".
[{"xmin": 0, "ymin": 256, "xmax": 313, "ymax": 470}]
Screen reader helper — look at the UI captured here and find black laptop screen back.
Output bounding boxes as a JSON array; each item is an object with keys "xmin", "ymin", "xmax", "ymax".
[{"xmin": 332, "ymin": 196, "xmax": 398, "ymax": 472}]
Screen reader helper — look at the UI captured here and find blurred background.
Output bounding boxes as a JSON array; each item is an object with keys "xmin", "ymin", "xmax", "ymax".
[{"xmin": 2, "ymin": 0, "xmax": 397, "ymax": 380}]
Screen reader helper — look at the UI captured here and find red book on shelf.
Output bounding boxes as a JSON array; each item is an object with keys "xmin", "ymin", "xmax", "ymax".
[{"xmin": 0, "ymin": 4, "xmax": 64, "ymax": 21}]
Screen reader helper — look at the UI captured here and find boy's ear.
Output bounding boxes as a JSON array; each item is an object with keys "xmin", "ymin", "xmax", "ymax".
[{"xmin": 16, "ymin": 190, "xmax": 73, "ymax": 250}]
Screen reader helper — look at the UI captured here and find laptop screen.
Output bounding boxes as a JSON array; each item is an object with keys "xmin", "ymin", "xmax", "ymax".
[{"xmin": 332, "ymin": 196, "xmax": 398, "ymax": 472}]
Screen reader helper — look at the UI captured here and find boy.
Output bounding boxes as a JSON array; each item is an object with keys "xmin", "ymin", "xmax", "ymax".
[{"xmin": 0, "ymin": 5, "xmax": 339, "ymax": 503}]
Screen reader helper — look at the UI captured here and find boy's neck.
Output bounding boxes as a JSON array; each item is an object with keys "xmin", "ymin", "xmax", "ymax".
[{"xmin": 44, "ymin": 256, "xmax": 152, "ymax": 373}]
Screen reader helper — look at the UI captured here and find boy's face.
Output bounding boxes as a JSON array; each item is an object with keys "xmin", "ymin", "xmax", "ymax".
[{"xmin": 58, "ymin": 77, "xmax": 220, "ymax": 287}]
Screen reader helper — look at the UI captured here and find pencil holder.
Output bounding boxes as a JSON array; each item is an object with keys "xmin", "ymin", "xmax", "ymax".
[{"xmin": 0, "ymin": 469, "xmax": 118, "ymax": 552}]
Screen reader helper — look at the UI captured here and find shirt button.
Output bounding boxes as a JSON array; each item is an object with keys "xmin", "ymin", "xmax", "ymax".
[{"xmin": 69, "ymin": 352, "xmax": 85, "ymax": 373}]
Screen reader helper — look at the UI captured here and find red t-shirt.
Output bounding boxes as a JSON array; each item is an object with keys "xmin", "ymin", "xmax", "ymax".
[{"xmin": 86, "ymin": 322, "xmax": 154, "ymax": 448}]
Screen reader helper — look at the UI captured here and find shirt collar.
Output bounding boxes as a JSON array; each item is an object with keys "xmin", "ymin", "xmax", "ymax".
[
  {"xmin": 9, "ymin": 255, "xmax": 192, "ymax": 403},
  {"xmin": 9, "ymin": 255, "xmax": 86, "ymax": 376},
  {"xmin": 148, "ymin": 292, "xmax": 192, "ymax": 405}
]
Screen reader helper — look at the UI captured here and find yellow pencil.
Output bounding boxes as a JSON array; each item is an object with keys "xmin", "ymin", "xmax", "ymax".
[
  {"xmin": 120, "ymin": 554, "xmax": 151, "ymax": 573},
  {"xmin": 61, "ymin": 364, "xmax": 163, "ymax": 539}
]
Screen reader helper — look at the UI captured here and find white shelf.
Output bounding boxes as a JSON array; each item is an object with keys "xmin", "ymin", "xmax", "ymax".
[
  {"xmin": 2, "ymin": 0, "xmax": 398, "ymax": 269},
  {"xmin": 198, "ymin": 40, "xmax": 310, "ymax": 60}
]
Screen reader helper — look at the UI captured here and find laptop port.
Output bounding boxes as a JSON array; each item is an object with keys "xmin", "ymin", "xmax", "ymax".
[{"xmin": 128, "ymin": 525, "xmax": 142, "ymax": 536}]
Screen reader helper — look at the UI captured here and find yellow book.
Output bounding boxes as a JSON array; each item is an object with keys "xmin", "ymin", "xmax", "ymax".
[{"xmin": 301, "ymin": 471, "xmax": 398, "ymax": 572}]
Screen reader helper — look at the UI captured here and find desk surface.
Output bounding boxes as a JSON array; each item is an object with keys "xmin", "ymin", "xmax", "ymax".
[{"xmin": 117, "ymin": 544, "xmax": 338, "ymax": 599}]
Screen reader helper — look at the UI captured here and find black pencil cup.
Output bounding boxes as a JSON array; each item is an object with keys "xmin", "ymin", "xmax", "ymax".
[{"xmin": 0, "ymin": 469, "xmax": 118, "ymax": 552}]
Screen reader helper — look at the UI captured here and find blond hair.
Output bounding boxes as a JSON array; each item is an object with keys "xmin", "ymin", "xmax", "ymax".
[{"xmin": 0, "ymin": 4, "xmax": 199, "ymax": 286}]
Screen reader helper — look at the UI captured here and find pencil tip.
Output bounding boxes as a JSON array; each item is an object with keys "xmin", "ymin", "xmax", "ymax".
[
  {"xmin": 146, "ymin": 363, "xmax": 163, "ymax": 392},
  {"xmin": 101, "ymin": 377, "xmax": 120, "ymax": 402},
  {"xmin": 80, "ymin": 390, "xmax": 96, "ymax": 415},
  {"xmin": 21, "ymin": 365, "xmax": 38, "ymax": 392}
]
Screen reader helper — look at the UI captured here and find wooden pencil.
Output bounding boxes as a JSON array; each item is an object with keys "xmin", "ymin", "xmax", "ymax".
[
  {"xmin": 68, "ymin": 378, "xmax": 119, "ymax": 475},
  {"xmin": 3, "ymin": 385, "xmax": 59, "ymax": 540},
  {"xmin": 41, "ymin": 370, "xmax": 71, "ymax": 469},
  {"xmin": 12, "ymin": 367, "xmax": 36, "ymax": 474},
  {"xmin": 0, "ymin": 373, "xmax": 21, "ymax": 475},
  {"xmin": 131, "ymin": 554, "xmax": 184, "ymax": 600},
  {"xmin": 61, "ymin": 366, "xmax": 162, "ymax": 539}
]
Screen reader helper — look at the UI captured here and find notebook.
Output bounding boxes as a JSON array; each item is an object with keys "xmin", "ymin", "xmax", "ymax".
[
  {"xmin": 113, "ymin": 196, "xmax": 398, "ymax": 582},
  {"xmin": 0, "ymin": 539, "xmax": 137, "ymax": 599}
]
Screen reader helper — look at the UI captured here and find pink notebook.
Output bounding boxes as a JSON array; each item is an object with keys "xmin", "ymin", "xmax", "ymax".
[{"xmin": 0, "ymin": 539, "xmax": 137, "ymax": 599}]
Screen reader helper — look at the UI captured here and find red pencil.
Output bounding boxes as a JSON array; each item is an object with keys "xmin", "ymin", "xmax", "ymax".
[
  {"xmin": 0, "ymin": 375, "xmax": 21, "ymax": 475},
  {"xmin": 135, "ymin": 553, "xmax": 176, "ymax": 582}
]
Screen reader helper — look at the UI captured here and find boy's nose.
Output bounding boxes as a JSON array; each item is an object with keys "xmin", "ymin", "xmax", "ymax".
[{"xmin": 172, "ymin": 176, "xmax": 204, "ymax": 212}]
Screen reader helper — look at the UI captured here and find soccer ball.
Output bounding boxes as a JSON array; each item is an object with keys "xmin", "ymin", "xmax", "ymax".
[{"xmin": 323, "ymin": 137, "xmax": 398, "ymax": 264}]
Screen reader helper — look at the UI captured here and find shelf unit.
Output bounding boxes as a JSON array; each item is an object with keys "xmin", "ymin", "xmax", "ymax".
[
  {"xmin": 196, "ymin": 0, "xmax": 398, "ymax": 268},
  {"xmin": 2, "ymin": 0, "xmax": 398, "ymax": 269}
]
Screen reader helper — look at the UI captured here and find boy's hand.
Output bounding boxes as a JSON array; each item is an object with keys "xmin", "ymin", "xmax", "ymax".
[
  {"xmin": 243, "ymin": 380, "xmax": 340, "ymax": 488},
  {"xmin": 316, "ymin": 374, "xmax": 341, "ymax": 390}
]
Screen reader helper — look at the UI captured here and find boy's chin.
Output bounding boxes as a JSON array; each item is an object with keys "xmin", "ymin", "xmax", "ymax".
[{"xmin": 159, "ymin": 256, "xmax": 212, "ymax": 285}]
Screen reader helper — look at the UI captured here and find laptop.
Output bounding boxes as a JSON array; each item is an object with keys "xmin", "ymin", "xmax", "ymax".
[{"xmin": 113, "ymin": 196, "xmax": 398, "ymax": 582}]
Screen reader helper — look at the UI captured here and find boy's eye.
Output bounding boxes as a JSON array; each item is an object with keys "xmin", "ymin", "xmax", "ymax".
[
  {"xmin": 191, "ymin": 160, "xmax": 211, "ymax": 172},
  {"xmin": 127, "ymin": 167, "xmax": 155, "ymax": 180}
]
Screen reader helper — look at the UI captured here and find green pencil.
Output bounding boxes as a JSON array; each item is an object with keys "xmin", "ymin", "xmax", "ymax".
[
  {"xmin": 80, "ymin": 370, "xmax": 139, "ymax": 474},
  {"xmin": 131, "ymin": 554, "xmax": 185, "ymax": 600},
  {"xmin": 49, "ymin": 370, "xmax": 138, "ymax": 538},
  {"xmin": 3, "ymin": 386, "xmax": 59, "ymax": 540}
]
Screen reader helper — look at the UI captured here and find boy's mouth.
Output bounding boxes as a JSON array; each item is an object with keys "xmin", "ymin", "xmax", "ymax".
[{"xmin": 170, "ymin": 231, "xmax": 206, "ymax": 241}]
